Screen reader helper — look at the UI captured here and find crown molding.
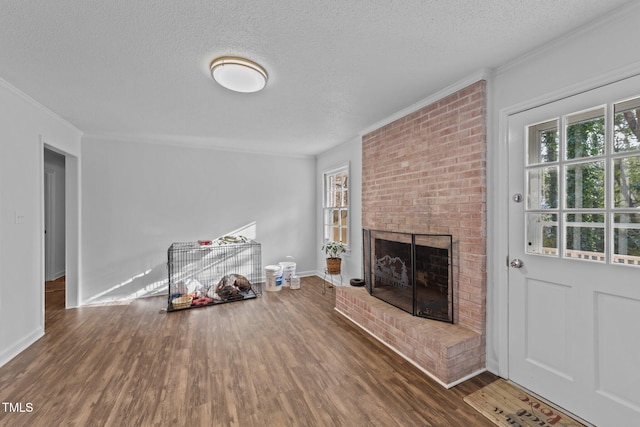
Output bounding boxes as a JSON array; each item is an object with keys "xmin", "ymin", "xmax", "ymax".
[
  {"xmin": 496, "ymin": 1, "xmax": 640, "ymax": 78},
  {"xmin": 359, "ymin": 68, "xmax": 493, "ymax": 137},
  {"xmin": 0, "ymin": 76, "xmax": 82, "ymax": 135},
  {"xmin": 82, "ymin": 132, "xmax": 315, "ymax": 159}
]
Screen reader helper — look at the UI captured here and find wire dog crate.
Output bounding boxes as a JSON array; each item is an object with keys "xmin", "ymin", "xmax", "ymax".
[{"xmin": 167, "ymin": 239, "xmax": 262, "ymax": 312}]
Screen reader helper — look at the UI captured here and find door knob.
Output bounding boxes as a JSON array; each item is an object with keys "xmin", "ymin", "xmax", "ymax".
[{"xmin": 510, "ymin": 258, "xmax": 524, "ymax": 268}]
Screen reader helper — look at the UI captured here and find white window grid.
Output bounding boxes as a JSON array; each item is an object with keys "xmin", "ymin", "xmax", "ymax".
[{"xmin": 525, "ymin": 97, "xmax": 640, "ymax": 266}]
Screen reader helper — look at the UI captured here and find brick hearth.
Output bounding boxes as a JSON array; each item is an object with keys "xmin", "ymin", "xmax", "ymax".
[{"xmin": 336, "ymin": 286, "xmax": 484, "ymax": 387}]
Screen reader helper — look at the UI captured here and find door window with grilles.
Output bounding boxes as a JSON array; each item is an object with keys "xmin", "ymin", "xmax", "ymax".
[{"xmin": 525, "ymin": 96, "xmax": 640, "ymax": 266}]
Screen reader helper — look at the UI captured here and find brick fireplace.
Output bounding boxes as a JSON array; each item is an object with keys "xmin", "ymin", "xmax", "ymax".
[{"xmin": 335, "ymin": 80, "xmax": 487, "ymax": 387}]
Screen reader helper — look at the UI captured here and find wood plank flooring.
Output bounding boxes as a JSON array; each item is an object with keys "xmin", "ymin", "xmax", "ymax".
[{"xmin": 0, "ymin": 276, "xmax": 498, "ymax": 426}]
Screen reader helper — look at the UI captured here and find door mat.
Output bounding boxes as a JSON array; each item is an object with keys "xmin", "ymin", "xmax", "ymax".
[{"xmin": 463, "ymin": 379, "xmax": 586, "ymax": 427}]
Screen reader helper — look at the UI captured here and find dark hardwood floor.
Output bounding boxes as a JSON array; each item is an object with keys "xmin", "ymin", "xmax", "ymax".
[
  {"xmin": 0, "ymin": 276, "xmax": 498, "ymax": 426},
  {"xmin": 44, "ymin": 276, "xmax": 66, "ymax": 331}
]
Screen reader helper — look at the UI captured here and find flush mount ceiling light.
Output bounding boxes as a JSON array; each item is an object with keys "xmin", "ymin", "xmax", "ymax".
[{"xmin": 210, "ymin": 56, "xmax": 268, "ymax": 93}]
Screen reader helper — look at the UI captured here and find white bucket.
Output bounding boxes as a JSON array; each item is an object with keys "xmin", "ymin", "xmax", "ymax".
[
  {"xmin": 290, "ymin": 275, "xmax": 300, "ymax": 290},
  {"xmin": 265, "ymin": 265, "xmax": 282, "ymax": 292},
  {"xmin": 279, "ymin": 261, "xmax": 296, "ymax": 288}
]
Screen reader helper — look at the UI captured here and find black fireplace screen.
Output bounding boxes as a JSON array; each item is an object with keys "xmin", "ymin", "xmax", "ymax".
[{"xmin": 363, "ymin": 229, "xmax": 453, "ymax": 323}]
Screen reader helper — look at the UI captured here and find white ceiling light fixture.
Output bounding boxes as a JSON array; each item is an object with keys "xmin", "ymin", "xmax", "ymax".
[{"xmin": 210, "ymin": 56, "xmax": 268, "ymax": 93}]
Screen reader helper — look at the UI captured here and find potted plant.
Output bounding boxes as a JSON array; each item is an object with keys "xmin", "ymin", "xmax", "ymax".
[{"xmin": 322, "ymin": 241, "xmax": 346, "ymax": 274}]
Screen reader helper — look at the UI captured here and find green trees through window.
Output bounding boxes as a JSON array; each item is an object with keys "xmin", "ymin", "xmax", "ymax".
[{"xmin": 526, "ymin": 97, "xmax": 640, "ymax": 265}]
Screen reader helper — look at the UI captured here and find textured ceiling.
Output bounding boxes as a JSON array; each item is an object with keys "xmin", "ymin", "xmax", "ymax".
[{"xmin": 0, "ymin": 1, "xmax": 633, "ymax": 155}]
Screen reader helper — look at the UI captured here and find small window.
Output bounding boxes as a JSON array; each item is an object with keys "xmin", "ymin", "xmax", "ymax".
[{"xmin": 323, "ymin": 164, "xmax": 349, "ymax": 246}]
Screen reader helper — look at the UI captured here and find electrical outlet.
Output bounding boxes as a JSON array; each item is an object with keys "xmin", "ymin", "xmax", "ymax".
[{"xmin": 15, "ymin": 212, "xmax": 25, "ymax": 224}]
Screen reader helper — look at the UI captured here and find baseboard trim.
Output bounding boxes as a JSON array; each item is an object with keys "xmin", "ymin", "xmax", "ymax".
[
  {"xmin": 0, "ymin": 327, "xmax": 44, "ymax": 368},
  {"xmin": 312, "ymin": 272, "xmax": 347, "ymax": 287}
]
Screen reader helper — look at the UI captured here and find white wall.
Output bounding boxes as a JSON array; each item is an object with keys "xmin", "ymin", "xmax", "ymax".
[
  {"xmin": 316, "ymin": 136, "xmax": 363, "ymax": 283},
  {"xmin": 0, "ymin": 78, "xmax": 81, "ymax": 367},
  {"xmin": 486, "ymin": 2, "xmax": 640, "ymax": 376},
  {"xmin": 80, "ymin": 136, "xmax": 316, "ymax": 304}
]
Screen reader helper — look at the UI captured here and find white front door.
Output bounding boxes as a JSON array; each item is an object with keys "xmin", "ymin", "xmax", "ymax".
[{"xmin": 508, "ymin": 74, "xmax": 640, "ymax": 426}]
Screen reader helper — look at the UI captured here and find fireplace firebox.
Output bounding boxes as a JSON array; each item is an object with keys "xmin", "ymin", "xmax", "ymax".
[{"xmin": 363, "ymin": 229, "xmax": 453, "ymax": 323}]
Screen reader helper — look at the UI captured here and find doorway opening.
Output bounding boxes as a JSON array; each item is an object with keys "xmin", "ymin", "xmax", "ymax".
[{"xmin": 44, "ymin": 147, "xmax": 66, "ymax": 321}]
